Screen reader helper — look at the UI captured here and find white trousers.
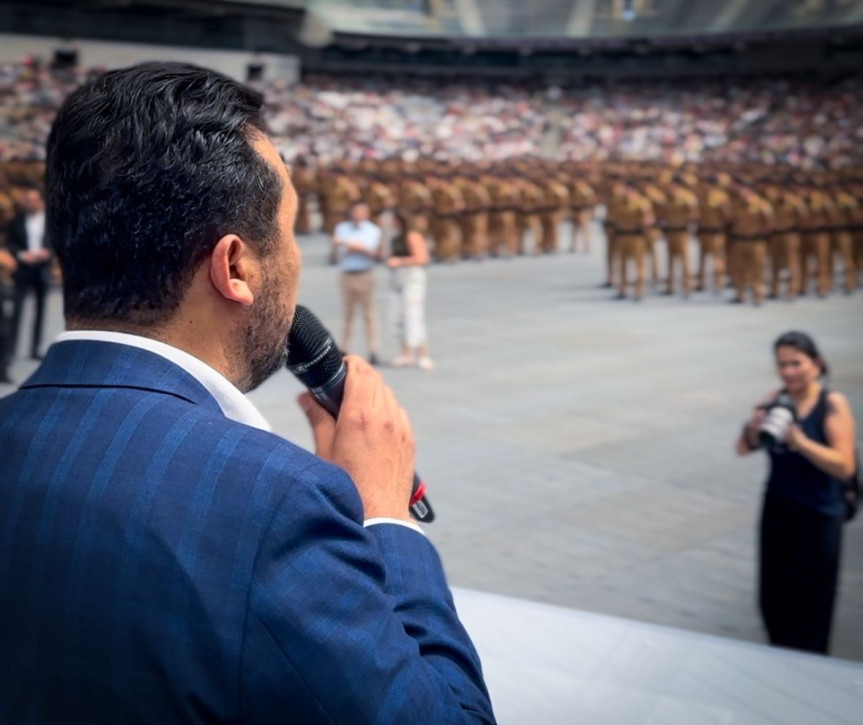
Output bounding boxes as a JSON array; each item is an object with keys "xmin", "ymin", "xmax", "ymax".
[{"xmin": 388, "ymin": 266, "xmax": 428, "ymax": 349}]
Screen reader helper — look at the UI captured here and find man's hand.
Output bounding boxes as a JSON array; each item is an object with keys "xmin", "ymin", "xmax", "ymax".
[
  {"xmin": 299, "ymin": 356, "xmax": 415, "ymax": 522},
  {"xmin": 386, "ymin": 257, "xmax": 401, "ymax": 268}
]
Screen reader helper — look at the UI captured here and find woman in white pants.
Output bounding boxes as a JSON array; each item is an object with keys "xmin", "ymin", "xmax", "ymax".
[{"xmin": 388, "ymin": 216, "xmax": 434, "ymax": 370}]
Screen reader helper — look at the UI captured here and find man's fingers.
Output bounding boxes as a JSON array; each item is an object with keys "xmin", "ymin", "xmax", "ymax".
[
  {"xmin": 343, "ymin": 355, "xmax": 383, "ymax": 409},
  {"xmin": 298, "ymin": 393, "xmax": 336, "ymax": 458},
  {"xmin": 398, "ymin": 405, "xmax": 415, "ymax": 452}
]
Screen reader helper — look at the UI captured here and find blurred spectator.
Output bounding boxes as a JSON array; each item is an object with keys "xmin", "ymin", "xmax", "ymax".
[
  {"xmin": 333, "ymin": 202, "xmax": 382, "ymax": 364},
  {"xmin": 5, "ymin": 187, "xmax": 51, "ymax": 360},
  {"xmin": 387, "ymin": 214, "xmax": 434, "ymax": 370}
]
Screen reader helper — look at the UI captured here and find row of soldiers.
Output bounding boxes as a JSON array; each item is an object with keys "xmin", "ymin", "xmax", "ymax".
[
  {"xmin": 292, "ymin": 158, "xmax": 863, "ymax": 304},
  {"xmin": 292, "ymin": 157, "xmax": 598, "ymax": 261},
  {"xmin": 3, "ymin": 159, "xmax": 862, "ymax": 305},
  {"xmin": 604, "ymin": 170, "xmax": 862, "ymax": 303}
]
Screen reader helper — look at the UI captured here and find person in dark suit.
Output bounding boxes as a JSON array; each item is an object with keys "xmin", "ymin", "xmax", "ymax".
[
  {"xmin": 0, "ymin": 63, "xmax": 495, "ymax": 724},
  {"xmin": 5, "ymin": 186, "xmax": 52, "ymax": 360}
]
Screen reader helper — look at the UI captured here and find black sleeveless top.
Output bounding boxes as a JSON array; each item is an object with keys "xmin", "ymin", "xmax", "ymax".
[
  {"xmin": 766, "ymin": 387, "xmax": 845, "ymax": 518},
  {"xmin": 390, "ymin": 234, "xmax": 410, "ymax": 258}
]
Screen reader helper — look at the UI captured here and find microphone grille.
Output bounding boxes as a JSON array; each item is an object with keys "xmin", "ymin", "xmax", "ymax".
[
  {"xmin": 287, "ymin": 306, "xmax": 329, "ymax": 363},
  {"xmin": 286, "ymin": 305, "xmax": 344, "ymax": 386}
]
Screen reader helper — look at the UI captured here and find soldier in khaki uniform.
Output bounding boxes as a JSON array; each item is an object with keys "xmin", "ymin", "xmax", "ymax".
[
  {"xmin": 639, "ymin": 181, "xmax": 666, "ymax": 290},
  {"xmin": 316, "ymin": 169, "xmax": 331, "ymax": 239},
  {"xmin": 364, "ymin": 175, "xmax": 395, "ymax": 230},
  {"xmin": 658, "ymin": 178, "xmax": 699, "ymax": 297},
  {"xmin": 321, "ymin": 170, "xmax": 361, "ymax": 236},
  {"xmin": 0, "ymin": 188, "xmax": 17, "ymax": 235},
  {"xmin": 695, "ymin": 176, "xmax": 733, "ymax": 293},
  {"xmin": 291, "ymin": 157, "xmax": 316, "ymax": 235},
  {"xmin": 606, "ymin": 183, "xmax": 654, "ymax": 301},
  {"xmin": 455, "ymin": 174, "xmax": 492, "ymax": 260},
  {"xmin": 727, "ymin": 185, "xmax": 773, "ymax": 305},
  {"xmin": 849, "ymin": 180, "xmax": 863, "ymax": 287},
  {"xmin": 514, "ymin": 177, "xmax": 544, "ymax": 256},
  {"xmin": 829, "ymin": 184, "xmax": 858, "ymax": 294},
  {"xmin": 397, "ymin": 174, "xmax": 432, "ymax": 237},
  {"xmin": 486, "ymin": 172, "xmax": 520, "ymax": 258},
  {"xmin": 600, "ymin": 175, "xmax": 622, "ymax": 288},
  {"xmin": 321, "ymin": 171, "xmax": 362, "ymax": 263},
  {"xmin": 799, "ymin": 184, "xmax": 836, "ymax": 297},
  {"xmin": 428, "ymin": 175, "xmax": 464, "ymax": 263},
  {"xmin": 537, "ymin": 175, "xmax": 569, "ymax": 255},
  {"xmin": 568, "ymin": 177, "xmax": 597, "ymax": 253},
  {"xmin": 765, "ymin": 182, "xmax": 807, "ymax": 300}
]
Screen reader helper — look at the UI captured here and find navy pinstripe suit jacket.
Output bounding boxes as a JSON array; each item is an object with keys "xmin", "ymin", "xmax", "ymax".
[{"xmin": 0, "ymin": 340, "xmax": 494, "ymax": 724}]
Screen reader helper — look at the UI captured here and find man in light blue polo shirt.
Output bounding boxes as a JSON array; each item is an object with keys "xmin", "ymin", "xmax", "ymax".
[{"xmin": 333, "ymin": 202, "xmax": 382, "ymax": 364}]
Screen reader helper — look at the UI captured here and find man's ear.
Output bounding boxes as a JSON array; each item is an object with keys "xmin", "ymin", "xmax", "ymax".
[{"xmin": 210, "ymin": 235, "xmax": 255, "ymax": 306}]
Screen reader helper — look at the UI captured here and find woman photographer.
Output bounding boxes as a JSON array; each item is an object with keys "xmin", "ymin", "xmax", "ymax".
[{"xmin": 737, "ymin": 331, "xmax": 857, "ymax": 654}]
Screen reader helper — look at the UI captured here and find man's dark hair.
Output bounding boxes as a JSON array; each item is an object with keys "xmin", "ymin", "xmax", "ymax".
[{"xmin": 46, "ymin": 62, "xmax": 283, "ymax": 325}]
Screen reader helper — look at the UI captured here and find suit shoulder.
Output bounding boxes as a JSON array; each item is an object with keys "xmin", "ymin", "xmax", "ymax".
[
  {"xmin": 1, "ymin": 384, "xmax": 342, "ymax": 493},
  {"xmin": 178, "ymin": 405, "xmax": 337, "ymax": 480}
]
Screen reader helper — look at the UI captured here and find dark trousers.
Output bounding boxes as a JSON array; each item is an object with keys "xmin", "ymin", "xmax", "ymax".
[
  {"xmin": 759, "ymin": 493, "xmax": 842, "ymax": 655},
  {"xmin": 11, "ymin": 268, "xmax": 49, "ymax": 359}
]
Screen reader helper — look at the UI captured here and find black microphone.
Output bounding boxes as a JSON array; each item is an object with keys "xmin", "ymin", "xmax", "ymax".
[{"xmin": 286, "ymin": 305, "xmax": 434, "ymax": 523}]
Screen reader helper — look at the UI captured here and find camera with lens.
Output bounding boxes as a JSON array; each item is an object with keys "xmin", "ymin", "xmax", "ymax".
[{"xmin": 759, "ymin": 392, "xmax": 796, "ymax": 446}]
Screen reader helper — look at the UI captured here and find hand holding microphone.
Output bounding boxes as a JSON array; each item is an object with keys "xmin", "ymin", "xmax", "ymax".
[{"xmin": 288, "ymin": 306, "xmax": 434, "ymax": 523}]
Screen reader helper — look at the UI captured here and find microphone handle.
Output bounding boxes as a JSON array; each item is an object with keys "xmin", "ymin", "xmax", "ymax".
[{"xmin": 309, "ymin": 368, "xmax": 434, "ymax": 523}]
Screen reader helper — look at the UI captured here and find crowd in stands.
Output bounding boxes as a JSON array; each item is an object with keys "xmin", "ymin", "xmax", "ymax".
[
  {"xmin": 2, "ymin": 57, "xmax": 861, "ymax": 171},
  {"xmin": 0, "ymin": 58, "xmax": 97, "ymax": 162},
  {"xmin": 557, "ymin": 76, "xmax": 863, "ymax": 170},
  {"xmin": 259, "ymin": 74, "xmax": 549, "ymax": 165}
]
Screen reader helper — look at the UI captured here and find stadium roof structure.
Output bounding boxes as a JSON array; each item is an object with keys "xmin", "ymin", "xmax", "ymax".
[
  {"xmin": 70, "ymin": 1, "xmax": 860, "ymax": 41},
  {"xmin": 260, "ymin": 0, "xmax": 863, "ymax": 40},
  {"xmin": 3, "ymin": 0, "xmax": 862, "ymax": 78}
]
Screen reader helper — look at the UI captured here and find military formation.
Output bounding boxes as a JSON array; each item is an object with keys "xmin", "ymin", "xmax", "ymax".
[
  {"xmin": 290, "ymin": 157, "xmax": 862, "ymax": 305},
  {"xmin": 3, "ymin": 159, "xmax": 862, "ymax": 306}
]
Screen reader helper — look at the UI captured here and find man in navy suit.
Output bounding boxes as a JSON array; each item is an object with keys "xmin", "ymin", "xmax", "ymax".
[
  {"xmin": 4, "ymin": 186, "xmax": 52, "ymax": 360},
  {"xmin": 0, "ymin": 62, "xmax": 495, "ymax": 724}
]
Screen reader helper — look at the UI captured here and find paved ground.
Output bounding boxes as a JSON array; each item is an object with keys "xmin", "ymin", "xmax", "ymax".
[{"xmin": 4, "ymin": 224, "xmax": 862, "ymax": 661}]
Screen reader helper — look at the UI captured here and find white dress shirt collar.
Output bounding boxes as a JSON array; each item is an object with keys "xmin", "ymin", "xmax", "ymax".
[{"xmin": 55, "ymin": 330, "xmax": 271, "ymax": 432}]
